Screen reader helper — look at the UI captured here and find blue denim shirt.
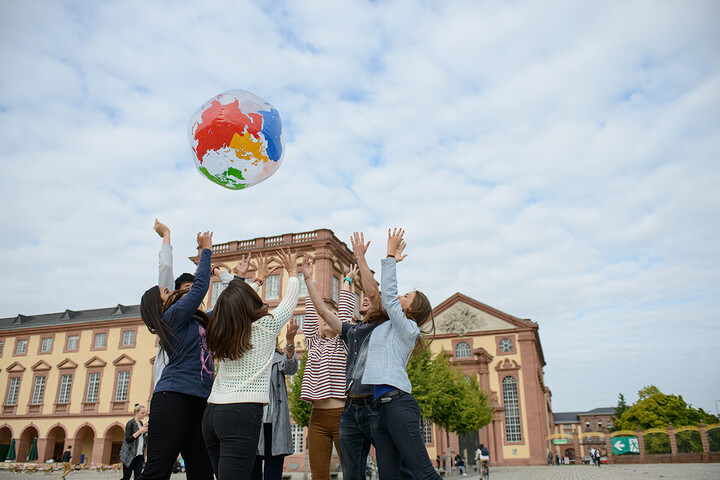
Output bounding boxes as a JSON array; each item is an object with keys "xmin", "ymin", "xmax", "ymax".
[{"xmin": 361, "ymin": 258, "xmax": 421, "ymax": 393}]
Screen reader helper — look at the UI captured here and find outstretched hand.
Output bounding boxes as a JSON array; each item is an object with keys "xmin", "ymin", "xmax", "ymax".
[
  {"xmin": 276, "ymin": 248, "xmax": 298, "ymax": 275},
  {"xmin": 251, "ymin": 253, "xmax": 280, "ymax": 283},
  {"xmin": 154, "ymin": 219, "xmax": 170, "ymax": 241},
  {"xmin": 386, "ymin": 228, "xmax": 407, "ymax": 262},
  {"xmin": 286, "ymin": 317, "xmax": 299, "ymax": 341},
  {"xmin": 197, "ymin": 231, "xmax": 213, "ymax": 251},
  {"xmin": 345, "ymin": 264, "xmax": 359, "ymax": 283},
  {"xmin": 234, "ymin": 254, "xmax": 251, "ymax": 278},
  {"xmin": 351, "ymin": 232, "xmax": 370, "ymax": 259},
  {"xmin": 301, "ymin": 254, "xmax": 314, "ymax": 279}
]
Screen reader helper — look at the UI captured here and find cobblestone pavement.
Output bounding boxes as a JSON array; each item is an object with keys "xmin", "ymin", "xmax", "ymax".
[{"xmin": 1, "ymin": 464, "xmax": 720, "ymax": 479}]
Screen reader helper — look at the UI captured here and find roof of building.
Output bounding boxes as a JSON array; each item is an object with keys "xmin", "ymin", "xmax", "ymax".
[
  {"xmin": 0, "ymin": 304, "xmax": 140, "ymax": 332},
  {"xmin": 553, "ymin": 407, "xmax": 616, "ymax": 423}
]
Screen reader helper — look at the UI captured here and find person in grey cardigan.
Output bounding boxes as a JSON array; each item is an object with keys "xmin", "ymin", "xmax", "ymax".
[
  {"xmin": 250, "ymin": 319, "xmax": 299, "ymax": 480},
  {"xmin": 120, "ymin": 404, "xmax": 148, "ymax": 480}
]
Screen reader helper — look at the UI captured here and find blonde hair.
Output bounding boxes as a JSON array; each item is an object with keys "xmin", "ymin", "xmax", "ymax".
[{"xmin": 134, "ymin": 404, "xmax": 145, "ymax": 414}]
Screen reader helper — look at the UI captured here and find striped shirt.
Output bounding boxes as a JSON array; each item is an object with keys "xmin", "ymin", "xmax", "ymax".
[{"xmin": 300, "ymin": 289, "xmax": 354, "ymax": 402}]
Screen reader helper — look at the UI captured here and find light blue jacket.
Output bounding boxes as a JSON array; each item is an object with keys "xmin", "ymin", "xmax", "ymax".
[{"xmin": 361, "ymin": 258, "xmax": 421, "ymax": 393}]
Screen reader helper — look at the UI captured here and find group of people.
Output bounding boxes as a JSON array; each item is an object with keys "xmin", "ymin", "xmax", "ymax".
[{"xmin": 122, "ymin": 223, "xmax": 440, "ymax": 480}]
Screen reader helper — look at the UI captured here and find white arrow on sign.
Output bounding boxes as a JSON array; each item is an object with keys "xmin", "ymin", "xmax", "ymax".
[{"xmin": 613, "ymin": 440, "xmax": 626, "ymax": 451}]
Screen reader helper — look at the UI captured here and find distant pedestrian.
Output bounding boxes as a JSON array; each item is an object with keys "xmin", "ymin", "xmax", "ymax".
[
  {"xmin": 547, "ymin": 452, "xmax": 553, "ymax": 466},
  {"xmin": 120, "ymin": 404, "xmax": 148, "ymax": 480},
  {"xmin": 595, "ymin": 449, "xmax": 601, "ymax": 468},
  {"xmin": 556, "ymin": 454, "xmax": 560, "ymax": 465},
  {"xmin": 61, "ymin": 446, "xmax": 72, "ymax": 479},
  {"xmin": 436, "ymin": 455, "xmax": 441, "ymax": 469}
]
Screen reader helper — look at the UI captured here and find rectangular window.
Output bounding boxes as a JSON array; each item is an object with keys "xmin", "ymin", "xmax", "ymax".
[
  {"xmin": 58, "ymin": 374, "xmax": 73, "ymax": 404},
  {"xmin": 607, "ymin": 421, "xmax": 612, "ymax": 428},
  {"xmin": 66, "ymin": 335, "xmax": 79, "ymax": 351},
  {"xmin": 31, "ymin": 376, "xmax": 46, "ymax": 404},
  {"xmin": 266, "ymin": 275, "xmax": 281, "ymax": 300},
  {"xmin": 122, "ymin": 330, "xmax": 136, "ymax": 347},
  {"xmin": 16, "ymin": 340, "xmax": 28, "ymax": 354},
  {"xmin": 585, "ymin": 421, "xmax": 590, "ymax": 428},
  {"xmin": 86, "ymin": 373, "xmax": 101, "ymax": 402},
  {"xmin": 0, "ymin": 341, "xmax": 4, "ymax": 356},
  {"xmin": 297, "ymin": 272, "xmax": 308, "ymax": 297},
  {"xmin": 422, "ymin": 417, "xmax": 433, "ymax": 444},
  {"xmin": 294, "ymin": 314, "xmax": 306, "ymax": 329},
  {"xmin": 211, "ymin": 281, "xmax": 227, "ymax": 307},
  {"xmin": 94, "ymin": 333, "xmax": 107, "ymax": 349},
  {"xmin": 502, "ymin": 376, "xmax": 522, "ymax": 442},
  {"xmin": 291, "ymin": 424, "xmax": 304, "ymax": 453},
  {"xmin": 6, "ymin": 377, "xmax": 20, "ymax": 405},
  {"xmin": 598, "ymin": 421, "xmax": 603, "ymax": 429},
  {"xmin": 41, "ymin": 337, "xmax": 53, "ymax": 352},
  {"xmin": 115, "ymin": 371, "xmax": 130, "ymax": 401}
]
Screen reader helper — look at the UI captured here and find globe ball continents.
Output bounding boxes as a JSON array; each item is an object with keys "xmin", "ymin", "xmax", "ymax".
[{"xmin": 189, "ymin": 90, "xmax": 285, "ymax": 190}]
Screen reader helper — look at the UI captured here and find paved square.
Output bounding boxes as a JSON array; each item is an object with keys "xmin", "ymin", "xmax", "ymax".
[{"xmin": 464, "ymin": 464, "xmax": 720, "ymax": 480}]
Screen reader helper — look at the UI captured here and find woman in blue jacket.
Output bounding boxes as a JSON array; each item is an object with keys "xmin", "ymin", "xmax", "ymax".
[
  {"xmin": 360, "ymin": 228, "xmax": 440, "ymax": 480},
  {"xmin": 138, "ymin": 231, "xmax": 215, "ymax": 480}
]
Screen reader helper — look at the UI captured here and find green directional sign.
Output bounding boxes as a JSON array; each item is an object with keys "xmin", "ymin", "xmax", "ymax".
[
  {"xmin": 553, "ymin": 439, "xmax": 568, "ymax": 444},
  {"xmin": 611, "ymin": 437, "xmax": 639, "ymax": 454}
]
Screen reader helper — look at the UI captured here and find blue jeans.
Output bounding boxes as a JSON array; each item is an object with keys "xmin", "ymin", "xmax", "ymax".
[
  {"xmin": 339, "ymin": 401, "xmax": 377, "ymax": 480},
  {"xmin": 375, "ymin": 391, "xmax": 440, "ymax": 480}
]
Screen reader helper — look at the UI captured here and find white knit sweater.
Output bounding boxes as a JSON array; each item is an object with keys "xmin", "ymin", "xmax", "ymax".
[{"xmin": 207, "ymin": 276, "xmax": 299, "ymax": 404}]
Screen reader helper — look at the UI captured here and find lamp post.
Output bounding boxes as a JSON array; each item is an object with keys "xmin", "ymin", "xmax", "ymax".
[{"xmin": 715, "ymin": 400, "xmax": 720, "ymax": 419}]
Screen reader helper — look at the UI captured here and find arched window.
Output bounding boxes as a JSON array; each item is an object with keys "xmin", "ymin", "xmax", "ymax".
[
  {"xmin": 502, "ymin": 376, "xmax": 522, "ymax": 442},
  {"xmin": 455, "ymin": 342, "xmax": 472, "ymax": 359}
]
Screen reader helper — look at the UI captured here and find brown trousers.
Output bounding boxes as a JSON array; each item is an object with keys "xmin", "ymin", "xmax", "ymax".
[
  {"xmin": 308, "ymin": 407, "xmax": 344, "ymax": 480},
  {"xmin": 61, "ymin": 462, "xmax": 73, "ymax": 477}
]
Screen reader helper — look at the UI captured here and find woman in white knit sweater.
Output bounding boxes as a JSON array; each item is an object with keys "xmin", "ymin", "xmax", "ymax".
[{"xmin": 202, "ymin": 248, "xmax": 300, "ymax": 479}]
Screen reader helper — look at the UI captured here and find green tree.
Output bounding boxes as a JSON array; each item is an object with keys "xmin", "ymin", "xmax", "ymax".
[
  {"xmin": 288, "ymin": 352, "xmax": 312, "ymax": 427},
  {"xmin": 613, "ymin": 385, "xmax": 718, "ymax": 454},
  {"xmin": 408, "ymin": 345, "xmax": 493, "ymax": 457}
]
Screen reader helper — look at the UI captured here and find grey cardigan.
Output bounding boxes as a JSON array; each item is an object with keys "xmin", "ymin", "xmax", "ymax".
[
  {"xmin": 361, "ymin": 258, "xmax": 421, "ymax": 393},
  {"xmin": 257, "ymin": 349, "xmax": 298, "ymax": 456}
]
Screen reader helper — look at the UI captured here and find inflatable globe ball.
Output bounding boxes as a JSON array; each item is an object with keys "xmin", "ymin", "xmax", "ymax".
[{"xmin": 188, "ymin": 90, "xmax": 285, "ymax": 190}]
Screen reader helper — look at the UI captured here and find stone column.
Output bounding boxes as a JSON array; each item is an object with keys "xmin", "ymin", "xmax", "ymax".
[
  {"xmin": 699, "ymin": 422, "xmax": 710, "ymax": 462},
  {"xmin": 668, "ymin": 423, "xmax": 677, "ymax": 461},
  {"xmin": 636, "ymin": 427, "xmax": 646, "ymax": 463},
  {"xmin": 604, "ymin": 434, "xmax": 613, "ymax": 465},
  {"xmin": 36, "ymin": 437, "xmax": 50, "ymax": 462}
]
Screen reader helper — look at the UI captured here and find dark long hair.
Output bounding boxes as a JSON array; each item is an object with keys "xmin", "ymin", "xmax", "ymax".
[
  {"xmin": 364, "ymin": 296, "xmax": 389, "ymax": 325},
  {"xmin": 405, "ymin": 290, "xmax": 435, "ymax": 357},
  {"xmin": 140, "ymin": 286, "xmax": 209, "ymax": 354},
  {"xmin": 207, "ymin": 279, "xmax": 268, "ymax": 361}
]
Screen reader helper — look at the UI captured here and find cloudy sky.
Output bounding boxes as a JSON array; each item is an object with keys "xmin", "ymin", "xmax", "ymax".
[{"xmin": 1, "ymin": 0, "xmax": 718, "ymax": 413}]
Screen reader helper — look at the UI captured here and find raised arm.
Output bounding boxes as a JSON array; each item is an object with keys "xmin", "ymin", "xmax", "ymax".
[
  {"xmin": 351, "ymin": 232, "xmax": 380, "ymax": 305},
  {"xmin": 266, "ymin": 249, "xmax": 299, "ymax": 332},
  {"xmin": 338, "ymin": 265, "xmax": 358, "ymax": 322},
  {"xmin": 381, "ymin": 228, "xmax": 419, "ymax": 341},
  {"xmin": 164, "ymin": 232, "xmax": 213, "ymax": 327},
  {"xmin": 155, "ymin": 219, "xmax": 174, "ymax": 290},
  {"xmin": 301, "ymin": 255, "xmax": 343, "ymax": 334}
]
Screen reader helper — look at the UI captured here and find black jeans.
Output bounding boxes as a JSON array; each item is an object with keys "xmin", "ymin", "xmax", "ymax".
[
  {"xmin": 375, "ymin": 391, "xmax": 441, "ymax": 480},
  {"xmin": 121, "ymin": 455, "xmax": 144, "ymax": 480},
  {"xmin": 202, "ymin": 402, "xmax": 264, "ymax": 480},
  {"xmin": 139, "ymin": 391, "xmax": 214, "ymax": 480},
  {"xmin": 250, "ymin": 423, "xmax": 286, "ymax": 480}
]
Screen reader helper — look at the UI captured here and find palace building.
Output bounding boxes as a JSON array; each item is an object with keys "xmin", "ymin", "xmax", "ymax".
[{"xmin": 0, "ymin": 228, "xmax": 554, "ymax": 469}]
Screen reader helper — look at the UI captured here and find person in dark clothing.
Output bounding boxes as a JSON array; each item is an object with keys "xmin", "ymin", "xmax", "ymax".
[
  {"xmin": 120, "ymin": 404, "xmax": 148, "ymax": 479},
  {"xmin": 139, "ymin": 231, "xmax": 215, "ymax": 480},
  {"xmin": 61, "ymin": 446, "xmax": 73, "ymax": 479}
]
